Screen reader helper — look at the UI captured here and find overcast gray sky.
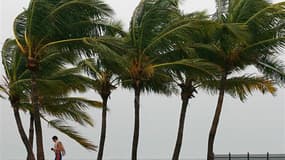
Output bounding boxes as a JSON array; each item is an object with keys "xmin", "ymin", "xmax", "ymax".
[{"xmin": 0, "ymin": 0, "xmax": 284, "ymax": 159}]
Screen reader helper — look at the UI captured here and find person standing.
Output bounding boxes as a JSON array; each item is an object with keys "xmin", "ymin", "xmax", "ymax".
[{"xmin": 51, "ymin": 136, "xmax": 65, "ymax": 160}]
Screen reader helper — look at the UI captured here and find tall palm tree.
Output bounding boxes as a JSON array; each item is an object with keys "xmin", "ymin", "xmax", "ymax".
[
  {"xmin": 167, "ymin": 51, "xmax": 221, "ymax": 159},
  {"xmin": 77, "ymin": 20, "xmax": 125, "ymax": 160},
  {"xmin": 1, "ymin": 39, "xmax": 35, "ymax": 160},
  {"xmin": 194, "ymin": 1, "xmax": 285, "ymax": 159},
  {"xmin": 13, "ymin": 0, "xmax": 114, "ymax": 159},
  {"xmin": 78, "ymin": 58, "xmax": 118, "ymax": 160},
  {"xmin": 120, "ymin": 1, "xmax": 191, "ymax": 158},
  {"xmin": 27, "ymin": 111, "xmax": 34, "ymax": 160},
  {"xmin": 1, "ymin": 39, "xmax": 101, "ymax": 159},
  {"xmin": 159, "ymin": 12, "xmax": 223, "ymax": 159},
  {"xmin": 31, "ymin": 49, "xmax": 102, "ymax": 152}
]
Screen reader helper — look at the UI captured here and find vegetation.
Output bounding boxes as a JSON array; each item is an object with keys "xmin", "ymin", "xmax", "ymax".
[
  {"xmin": 200, "ymin": 1, "xmax": 285, "ymax": 159},
  {"xmin": 1, "ymin": 38, "xmax": 100, "ymax": 159},
  {"xmin": 0, "ymin": 0, "xmax": 284, "ymax": 159}
]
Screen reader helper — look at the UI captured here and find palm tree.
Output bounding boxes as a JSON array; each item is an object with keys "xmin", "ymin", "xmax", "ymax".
[
  {"xmin": 27, "ymin": 111, "xmax": 34, "ymax": 160},
  {"xmin": 119, "ymin": 1, "xmax": 191, "ymax": 158},
  {"xmin": 1, "ymin": 39, "xmax": 101, "ymax": 159},
  {"xmin": 158, "ymin": 12, "xmax": 224, "ymax": 159},
  {"xmin": 167, "ymin": 51, "xmax": 221, "ymax": 159},
  {"xmin": 78, "ymin": 58, "xmax": 118, "ymax": 160},
  {"xmin": 31, "ymin": 49, "xmax": 102, "ymax": 152},
  {"xmin": 1, "ymin": 39, "xmax": 36, "ymax": 160},
  {"xmin": 13, "ymin": 0, "xmax": 114, "ymax": 159},
  {"xmin": 77, "ymin": 20, "xmax": 125, "ymax": 160},
  {"xmin": 193, "ymin": 1, "xmax": 285, "ymax": 159}
]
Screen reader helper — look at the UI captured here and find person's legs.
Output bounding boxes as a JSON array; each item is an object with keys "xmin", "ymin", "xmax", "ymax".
[{"xmin": 55, "ymin": 152, "xmax": 62, "ymax": 160}]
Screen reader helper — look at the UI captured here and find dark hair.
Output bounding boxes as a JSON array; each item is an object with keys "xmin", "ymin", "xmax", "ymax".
[{"xmin": 52, "ymin": 136, "xmax": 58, "ymax": 140}]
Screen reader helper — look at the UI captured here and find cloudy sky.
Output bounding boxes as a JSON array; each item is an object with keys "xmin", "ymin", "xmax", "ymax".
[{"xmin": 0, "ymin": 0, "xmax": 284, "ymax": 159}]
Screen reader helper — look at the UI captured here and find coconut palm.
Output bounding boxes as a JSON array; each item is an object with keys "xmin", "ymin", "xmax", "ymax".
[
  {"xmin": 1, "ymin": 39, "xmax": 35, "ymax": 160},
  {"xmin": 78, "ymin": 58, "xmax": 118, "ymax": 160},
  {"xmin": 156, "ymin": 12, "xmax": 224, "ymax": 159},
  {"xmin": 74, "ymin": 19, "xmax": 125, "ymax": 160},
  {"xmin": 1, "ymin": 39, "xmax": 101, "ymax": 159},
  {"xmin": 119, "ymin": 1, "xmax": 194, "ymax": 158},
  {"xmin": 13, "ymin": 0, "xmax": 114, "ymax": 159},
  {"xmin": 170, "ymin": 58, "xmax": 220, "ymax": 159},
  {"xmin": 166, "ymin": 45, "xmax": 221, "ymax": 160},
  {"xmin": 28, "ymin": 47, "xmax": 102, "ymax": 152},
  {"xmin": 192, "ymin": 1, "xmax": 285, "ymax": 159},
  {"xmin": 27, "ymin": 111, "xmax": 34, "ymax": 160}
]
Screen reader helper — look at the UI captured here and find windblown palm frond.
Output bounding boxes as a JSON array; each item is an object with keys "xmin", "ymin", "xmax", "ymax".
[
  {"xmin": 200, "ymin": 75, "xmax": 276, "ymax": 101},
  {"xmin": 0, "ymin": 85, "xmax": 6, "ymax": 99},
  {"xmin": 14, "ymin": 0, "xmax": 115, "ymax": 63},
  {"xmin": 41, "ymin": 97, "xmax": 102, "ymax": 127},
  {"xmin": 213, "ymin": 0, "xmax": 229, "ymax": 21},
  {"xmin": 78, "ymin": 58, "xmax": 108, "ymax": 79},
  {"xmin": 225, "ymin": 76, "xmax": 276, "ymax": 101},
  {"xmin": 44, "ymin": 68, "xmax": 93, "ymax": 92},
  {"xmin": 25, "ymin": 0, "xmax": 113, "ymax": 45},
  {"xmin": 47, "ymin": 119, "xmax": 97, "ymax": 151},
  {"xmin": 1, "ymin": 39, "xmax": 30, "ymax": 98},
  {"xmin": 245, "ymin": 2, "xmax": 285, "ymax": 39},
  {"xmin": 227, "ymin": 0, "xmax": 268, "ymax": 23},
  {"xmin": 2, "ymin": 39, "xmax": 29, "ymax": 81},
  {"xmin": 257, "ymin": 55, "xmax": 285, "ymax": 85},
  {"xmin": 129, "ymin": 0, "xmax": 180, "ymax": 52}
]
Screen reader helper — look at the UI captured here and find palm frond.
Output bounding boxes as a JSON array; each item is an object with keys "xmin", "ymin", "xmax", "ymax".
[
  {"xmin": 242, "ymin": 37, "xmax": 285, "ymax": 56},
  {"xmin": 1, "ymin": 38, "xmax": 31, "ymax": 99},
  {"xmin": 36, "ymin": 79, "xmax": 69, "ymax": 96},
  {"xmin": 2, "ymin": 39, "xmax": 28, "ymax": 81},
  {"xmin": 222, "ymin": 23, "xmax": 250, "ymax": 44},
  {"xmin": 83, "ymin": 37, "xmax": 130, "ymax": 75},
  {"xmin": 257, "ymin": 56, "xmax": 285, "ymax": 85},
  {"xmin": 201, "ymin": 75, "xmax": 276, "ymax": 101},
  {"xmin": 214, "ymin": 0, "xmax": 229, "ymax": 21},
  {"xmin": 228, "ymin": 0, "xmax": 268, "ymax": 23},
  {"xmin": 77, "ymin": 58, "xmax": 103, "ymax": 80},
  {"xmin": 41, "ymin": 96, "xmax": 101, "ymax": 126},
  {"xmin": 13, "ymin": 11, "xmax": 28, "ymax": 54},
  {"xmin": 25, "ymin": 0, "xmax": 113, "ymax": 48},
  {"xmin": 154, "ymin": 58, "xmax": 221, "ymax": 79},
  {"xmin": 130, "ymin": 0, "xmax": 180, "ymax": 51},
  {"xmin": 42, "ymin": 104, "xmax": 93, "ymax": 127},
  {"xmin": 0, "ymin": 85, "xmax": 7, "ymax": 99},
  {"xmin": 47, "ymin": 119, "xmax": 97, "ymax": 151},
  {"xmin": 225, "ymin": 75, "xmax": 276, "ymax": 101},
  {"xmin": 246, "ymin": 2, "xmax": 285, "ymax": 41}
]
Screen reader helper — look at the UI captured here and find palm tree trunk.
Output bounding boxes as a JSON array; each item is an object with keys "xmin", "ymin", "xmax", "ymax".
[
  {"xmin": 13, "ymin": 106, "xmax": 35, "ymax": 160},
  {"xmin": 172, "ymin": 97, "xmax": 189, "ymax": 160},
  {"xmin": 31, "ymin": 71, "xmax": 45, "ymax": 160},
  {"xmin": 97, "ymin": 95, "xmax": 108, "ymax": 160},
  {"xmin": 27, "ymin": 112, "xmax": 34, "ymax": 160},
  {"xmin": 132, "ymin": 86, "xmax": 141, "ymax": 160},
  {"xmin": 207, "ymin": 74, "xmax": 227, "ymax": 160}
]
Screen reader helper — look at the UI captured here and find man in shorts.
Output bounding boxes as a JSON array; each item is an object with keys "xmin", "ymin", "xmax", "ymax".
[{"xmin": 51, "ymin": 136, "xmax": 65, "ymax": 160}]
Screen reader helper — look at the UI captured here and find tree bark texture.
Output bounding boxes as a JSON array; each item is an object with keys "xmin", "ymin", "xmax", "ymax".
[
  {"xmin": 97, "ymin": 95, "xmax": 108, "ymax": 160},
  {"xmin": 13, "ymin": 106, "xmax": 35, "ymax": 160},
  {"xmin": 132, "ymin": 86, "xmax": 141, "ymax": 160},
  {"xmin": 207, "ymin": 74, "xmax": 227, "ymax": 160}
]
